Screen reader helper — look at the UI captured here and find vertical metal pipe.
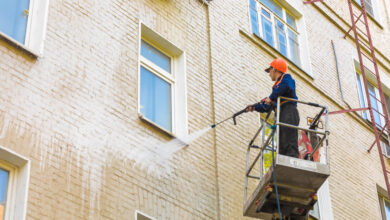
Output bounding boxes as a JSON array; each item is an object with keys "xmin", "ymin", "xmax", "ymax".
[
  {"xmin": 325, "ymin": 107, "xmax": 330, "ymax": 166},
  {"xmin": 331, "ymin": 40, "xmax": 351, "ymax": 108}
]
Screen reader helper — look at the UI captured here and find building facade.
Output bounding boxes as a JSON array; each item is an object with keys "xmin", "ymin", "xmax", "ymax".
[{"xmin": 1, "ymin": 0, "xmax": 390, "ymax": 219}]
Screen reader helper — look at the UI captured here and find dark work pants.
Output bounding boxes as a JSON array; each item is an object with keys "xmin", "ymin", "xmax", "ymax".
[{"xmin": 278, "ymin": 103, "xmax": 300, "ymax": 158}]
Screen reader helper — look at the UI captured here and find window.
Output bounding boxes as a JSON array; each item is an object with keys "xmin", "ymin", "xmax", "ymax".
[
  {"xmin": 357, "ymin": 0, "xmax": 374, "ymax": 17},
  {"xmin": 356, "ymin": 73, "xmax": 368, "ymax": 119},
  {"xmin": 0, "ymin": 167, "xmax": 10, "ymax": 220},
  {"xmin": 0, "ymin": 163, "xmax": 16, "ymax": 220},
  {"xmin": 140, "ymin": 40, "xmax": 173, "ymax": 132},
  {"xmin": 249, "ymin": 0, "xmax": 301, "ymax": 66},
  {"xmin": 139, "ymin": 24, "xmax": 188, "ymax": 137},
  {"xmin": 368, "ymin": 83, "xmax": 382, "ymax": 127},
  {"xmin": 379, "ymin": 195, "xmax": 390, "ymax": 220},
  {"xmin": 0, "ymin": 0, "xmax": 49, "ymax": 56},
  {"xmin": 0, "ymin": 0, "xmax": 30, "ymax": 44},
  {"xmin": 0, "ymin": 146, "xmax": 30, "ymax": 220},
  {"xmin": 381, "ymin": 141, "xmax": 390, "ymax": 158},
  {"xmin": 355, "ymin": 73, "xmax": 390, "ymax": 128}
]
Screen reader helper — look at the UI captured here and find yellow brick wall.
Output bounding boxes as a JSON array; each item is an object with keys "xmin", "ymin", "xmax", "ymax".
[{"xmin": 0, "ymin": 0, "xmax": 390, "ymax": 219}]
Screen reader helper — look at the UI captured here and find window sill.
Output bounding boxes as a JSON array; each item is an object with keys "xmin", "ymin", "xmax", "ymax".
[
  {"xmin": 239, "ymin": 29, "xmax": 313, "ymax": 79},
  {"xmin": 358, "ymin": 114, "xmax": 390, "ymax": 137},
  {"xmin": 0, "ymin": 31, "xmax": 39, "ymax": 58},
  {"xmin": 351, "ymin": 0, "xmax": 384, "ymax": 29},
  {"xmin": 138, "ymin": 114, "xmax": 176, "ymax": 138}
]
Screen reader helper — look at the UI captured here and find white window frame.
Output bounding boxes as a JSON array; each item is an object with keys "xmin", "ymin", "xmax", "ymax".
[
  {"xmin": 357, "ymin": 0, "xmax": 375, "ymax": 16},
  {"xmin": 312, "ymin": 137, "xmax": 334, "ymax": 220},
  {"xmin": 379, "ymin": 195, "xmax": 390, "ymax": 220},
  {"xmin": 138, "ymin": 23, "xmax": 188, "ymax": 138},
  {"xmin": 255, "ymin": 1, "xmax": 300, "ymax": 66},
  {"xmin": 380, "ymin": 141, "xmax": 390, "ymax": 158},
  {"xmin": 140, "ymin": 40, "xmax": 175, "ymax": 84},
  {"xmin": 0, "ymin": 0, "xmax": 50, "ymax": 57},
  {"xmin": 354, "ymin": 0, "xmax": 384, "ymax": 26},
  {"xmin": 0, "ymin": 146, "xmax": 30, "ymax": 220},
  {"xmin": 0, "ymin": 161, "xmax": 16, "ymax": 220},
  {"xmin": 355, "ymin": 72, "xmax": 387, "ymax": 127},
  {"xmin": 139, "ymin": 39, "xmax": 176, "ymax": 133}
]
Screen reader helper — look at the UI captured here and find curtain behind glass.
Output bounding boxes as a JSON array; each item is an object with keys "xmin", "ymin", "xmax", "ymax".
[{"xmin": 140, "ymin": 67, "xmax": 172, "ymax": 131}]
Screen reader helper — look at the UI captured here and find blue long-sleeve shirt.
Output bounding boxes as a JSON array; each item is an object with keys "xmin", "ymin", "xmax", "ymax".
[{"xmin": 254, "ymin": 73, "xmax": 298, "ymax": 113}]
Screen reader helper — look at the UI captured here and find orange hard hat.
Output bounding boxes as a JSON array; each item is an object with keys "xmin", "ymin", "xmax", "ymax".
[{"xmin": 265, "ymin": 58, "xmax": 288, "ymax": 73}]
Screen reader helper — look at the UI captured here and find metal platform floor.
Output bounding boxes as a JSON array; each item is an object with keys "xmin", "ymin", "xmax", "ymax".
[{"xmin": 243, "ymin": 155, "xmax": 330, "ymax": 219}]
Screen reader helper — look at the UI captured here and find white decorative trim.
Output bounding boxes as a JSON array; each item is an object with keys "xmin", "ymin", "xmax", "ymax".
[{"xmin": 317, "ymin": 180, "xmax": 334, "ymax": 220}]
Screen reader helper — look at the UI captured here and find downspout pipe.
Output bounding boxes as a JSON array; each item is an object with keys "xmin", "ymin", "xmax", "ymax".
[{"xmin": 332, "ymin": 40, "xmax": 352, "ymax": 109}]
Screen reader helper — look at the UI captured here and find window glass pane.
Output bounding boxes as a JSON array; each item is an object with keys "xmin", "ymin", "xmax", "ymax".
[
  {"xmin": 249, "ymin": 0, "xmax": 256, "ymax": 8},
  {"xmin": 0, "ymin": 168, "xmax": 9, "ymax": 220},
  {"xmin": 0, "ymin": 0, "xmax": 30, "ymax": 44},
  {"xmin": 261, "ymin": 16, "xmax": 274, "ymax": 47},
  {"xmin": 249, "ymin": 0, "xmax": 260, "ymax": 37},
  {"xmin": 141, "ymin": 40, "xmax": 171, "ymax": 73},
  {"xmin": 288, "ymin": 29, "xmax": 300, "ymax": 66},
  {"xmin": 356, "ymin": 74, "xmax": 367, "ymax": 119},
  {"xmin": 140, "ymin": 66, "xmax": 172, "ymax": 131},
  {"xmin": 260, "ymin": 0, "xmax": 283, "ymax": 18},
  {"xmin": 386, "ymin": 145, "xmax": 390, "ymax": 156},
  {"xmin": 286, "ymin": 12, "xmax": 297, "ymax": 30},
  {"xmin": 359, "ymin": 0, "xmax": 374, "ymax": 16},
  {"xmin": 381, "ymin": 141, "xmax": 390, "ymax": 156},
  {"xmin": 368, "ymin": 83, "xmax": 381, "ymax": 127},
  {"xmin": 385, "ymin": 199, "xmax": 390, "ymax": 219},
  {"xmin": 275, "ymin": 19, "xmax": 287, "ymax": 57},
  {"xmin": 385, "ymin": 95, "xmax": 390, "ymax": 118},
  {"xmin": 261, "ymin": 8, "xmax": 271, "ymax": 19}
]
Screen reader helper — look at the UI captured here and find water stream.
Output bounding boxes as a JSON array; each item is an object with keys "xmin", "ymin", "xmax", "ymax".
[{"xmin": 130, "ymin": 127, "xmax": 212, "ymax": 178}]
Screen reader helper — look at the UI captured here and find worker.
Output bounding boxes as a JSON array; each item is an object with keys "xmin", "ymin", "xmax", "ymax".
[{"xmin": 245, "ymin": 58, "xmax": 300, "ymax": 158}]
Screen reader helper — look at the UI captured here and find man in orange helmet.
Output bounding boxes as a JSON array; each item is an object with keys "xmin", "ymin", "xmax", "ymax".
[{"xmin": 246, "ymin": 58, "xmax": 300, "ymax": 158}]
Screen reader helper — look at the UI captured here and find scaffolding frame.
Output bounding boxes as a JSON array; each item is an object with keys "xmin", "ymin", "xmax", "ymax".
[{"xmin": 305, "ymin": 0, "xmax": 390, "ymax": 200}]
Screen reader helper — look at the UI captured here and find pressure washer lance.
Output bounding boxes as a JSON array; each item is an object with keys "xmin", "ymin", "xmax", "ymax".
[{"xmin": 211, "ymin": 103, "xmax": 259, "ymax": 128}]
